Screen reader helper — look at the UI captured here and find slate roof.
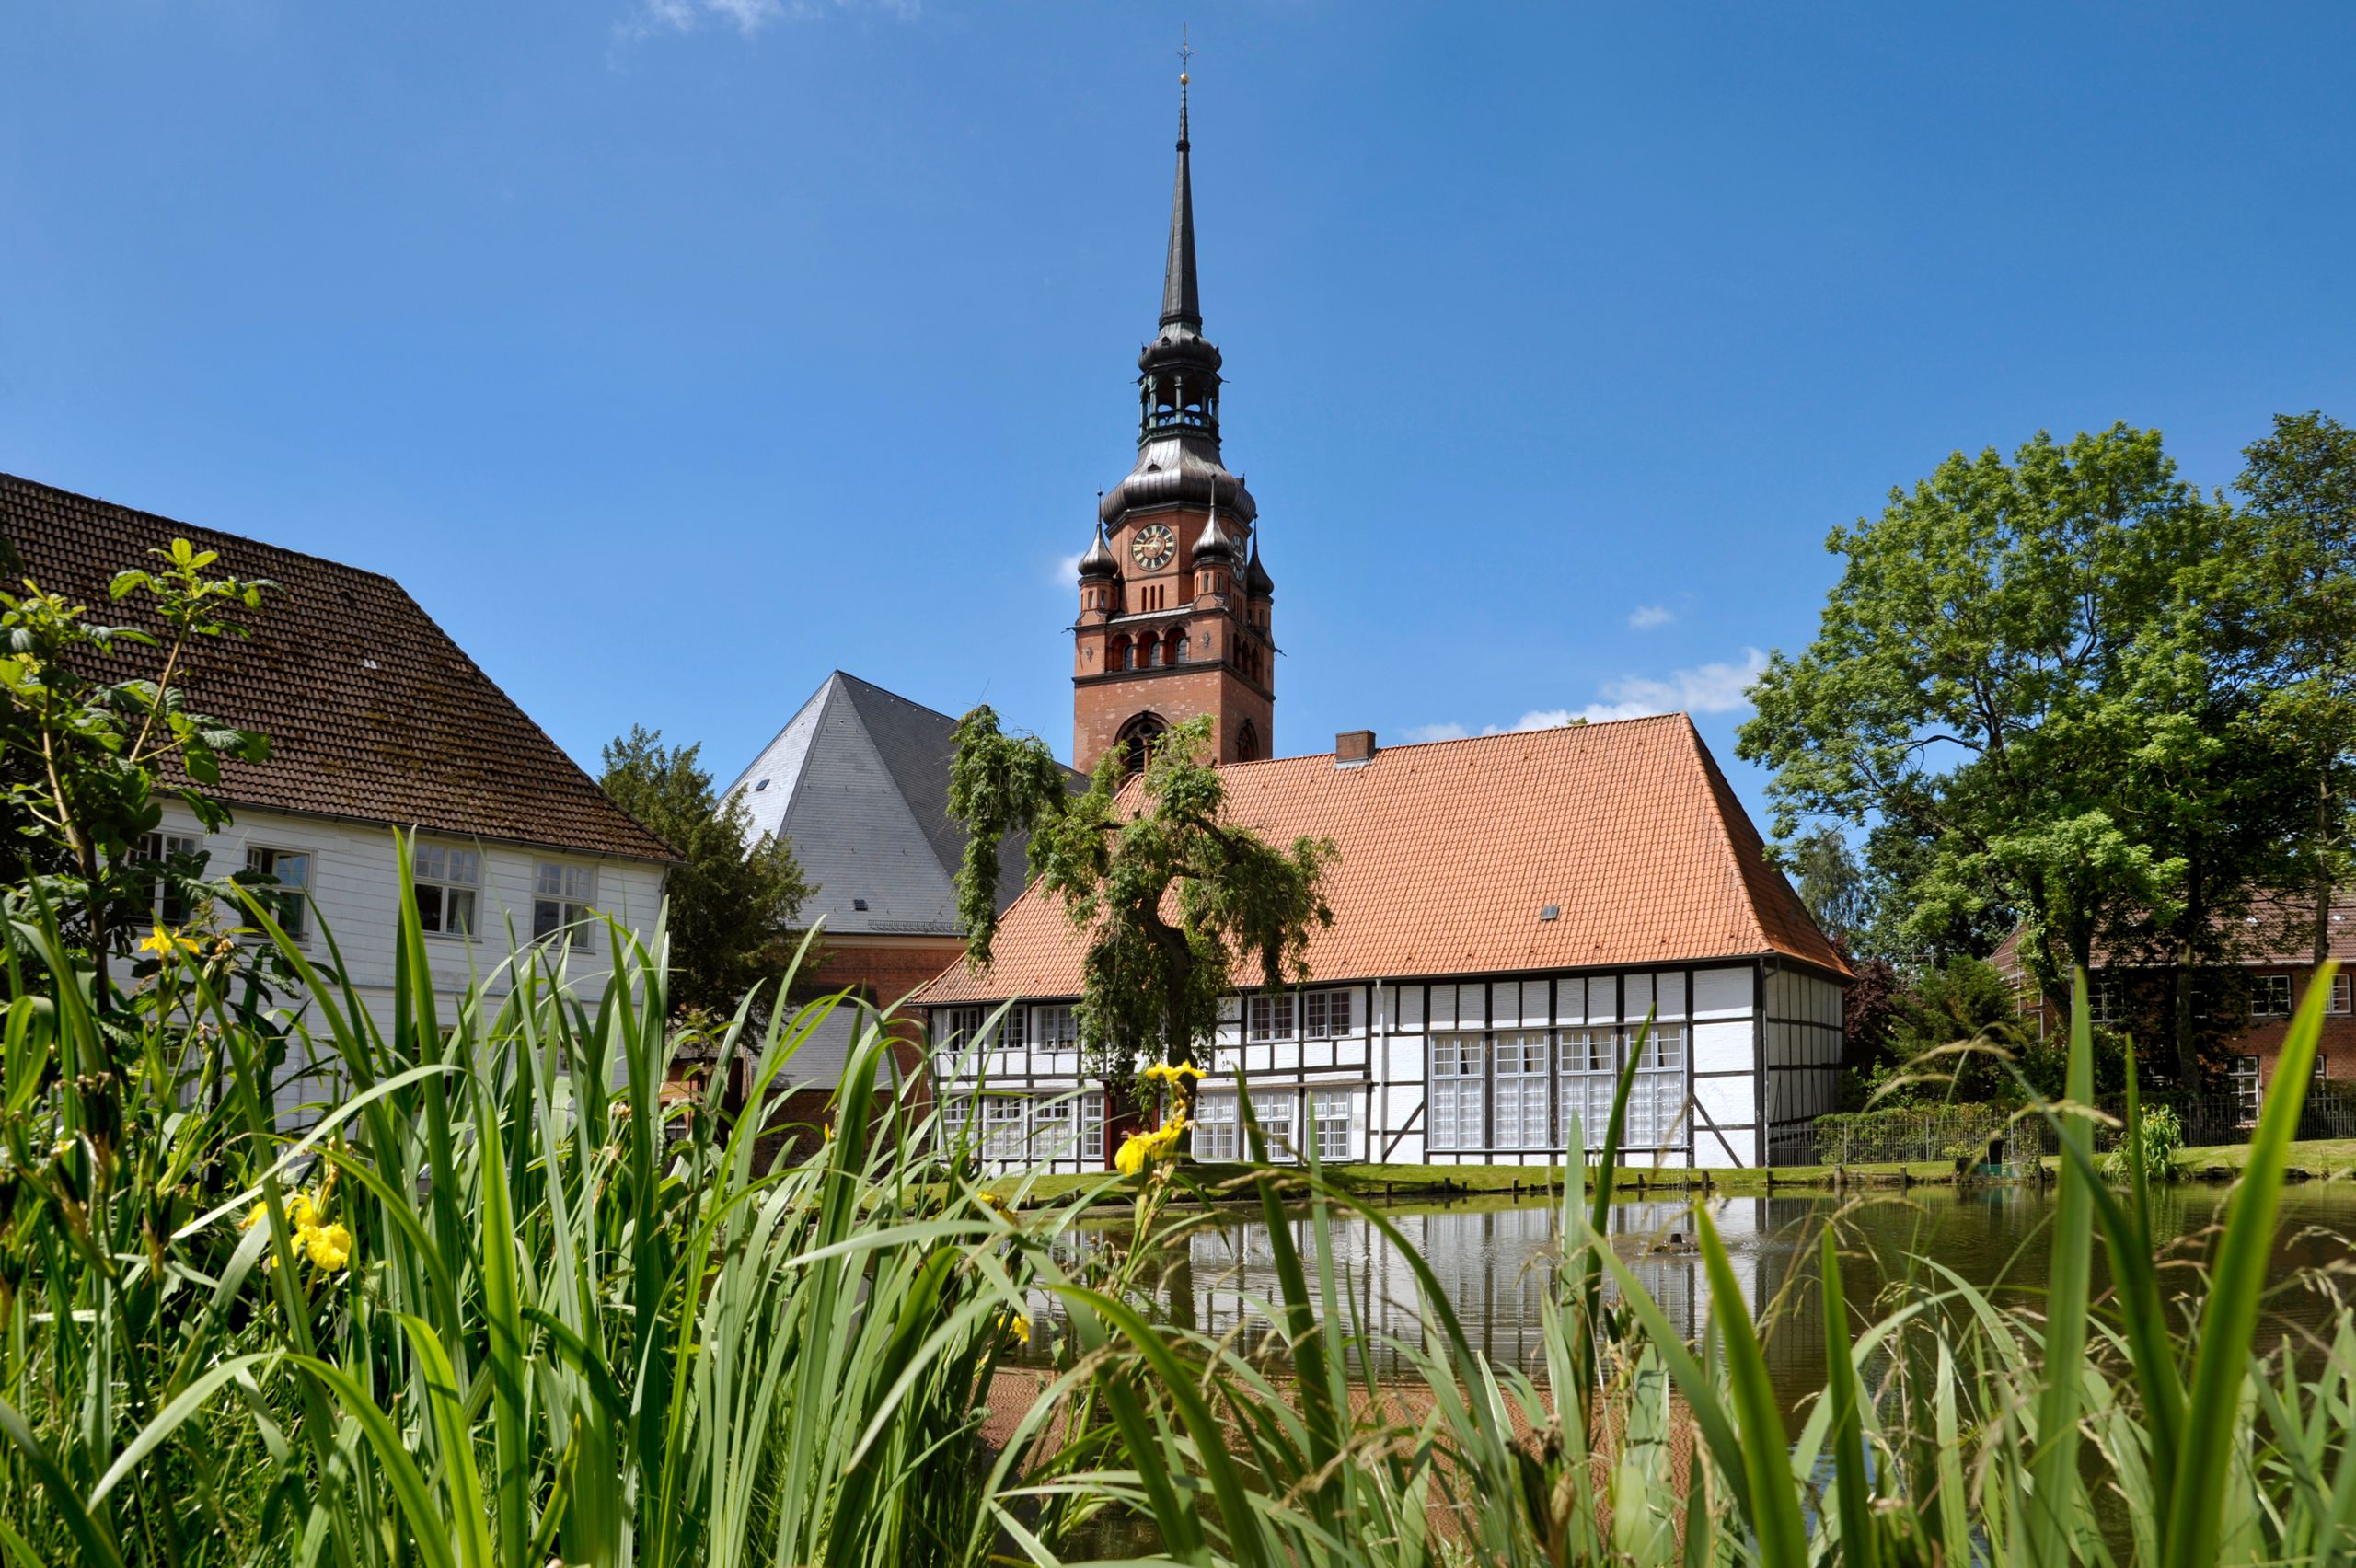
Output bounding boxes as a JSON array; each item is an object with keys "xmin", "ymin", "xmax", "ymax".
[
  {"xmin": 722, "ymin": 672, "xmax": 1080, "ymax": 939},
  {"xmin": 0, "ymin": 473, "xmax": 675, "ymax": 862},
  {"xmin": 912, "ymin": 714, "xmax": 1849, "ymax": 1005}
]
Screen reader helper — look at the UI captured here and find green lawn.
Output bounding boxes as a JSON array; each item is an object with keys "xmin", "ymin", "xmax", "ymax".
[
  {"xmin": 2171, "ymin": 1138, "xmax": 2356, "ymax": 1178},
  {"xmin": 982, "ymin": 1155, "xmax": 1963, "ymax": 1207}
]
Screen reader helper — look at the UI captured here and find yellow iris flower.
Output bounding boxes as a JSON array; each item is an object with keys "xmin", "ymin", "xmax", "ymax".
[
  {"xmin": 997, "ymin": 1309, "xmax": 1031, "ymax": 1345},
  {"xmin": 139, "ymin": 924, "xmax": 202, "ymax": 959},
  {"xmin": 237, "ymin": 1188, "xmax": 352, "ymax": 1274}
]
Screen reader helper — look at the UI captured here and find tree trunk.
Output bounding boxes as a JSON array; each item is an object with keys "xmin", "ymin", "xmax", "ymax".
[
  {"xmin": 2316, "ymin": 754, "xmax": 2335, "ymax": 970},
  {"xmin": 2177, "ymin": 859, "xmax": 2205, "ymax": 1088}
]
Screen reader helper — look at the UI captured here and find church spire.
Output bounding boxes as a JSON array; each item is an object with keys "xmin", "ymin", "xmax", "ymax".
[{"xmin": 1161, "ymin": 66, "xmax": 1200, "ymax": 329}]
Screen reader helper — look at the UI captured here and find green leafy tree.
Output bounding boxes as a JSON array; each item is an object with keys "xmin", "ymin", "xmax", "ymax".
[
  {"xmin": 0, "ymin": 538, "xmax": 273, "ymax": 1001},
  {"xmin": 1738, "ymin": 423, "xmax": 2301, "ymax": 1081},
  {"xmin": 2237, "ymin": 411, "xmax": 2356, "ymax": 967},
  {"xmin": 948, "ymin": 709, "xmax": 1336, "ymax": 1101},
  {"xmin": 1776, "ymin": 824, "xmax": 1869, "ymax": 944},
  {"xmin": 598, "ymin": 725, "xmax": 813, "ymax": 1015},
  {"xmin": 1877, "ymin": 954, "xmax": 2025, "ymax": 1102}
]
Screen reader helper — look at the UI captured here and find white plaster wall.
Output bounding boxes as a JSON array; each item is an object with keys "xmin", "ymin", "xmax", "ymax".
[{"xmin": 149, "ymin": 801, "xmax": 667, "ymax": 1117}]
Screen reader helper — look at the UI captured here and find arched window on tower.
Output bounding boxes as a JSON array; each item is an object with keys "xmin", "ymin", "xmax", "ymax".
[
  {"xmin": 1116, "ymin": 713, "xmax": 1169, "ymax": 777},
  {"xmin": 1112, "ymin": 635, "xmax": 1133, "ymax": 672},
  {"xmin": 1139, "ymin": 638, "xmax": 1158, "ymax": 669},
  {"xmin": 1167, "ymin": 629, "xmax": 1186, "ymax": 664},
  {"xmin": 1233, "ymin": 720, "xmax": 1260, "ymax": 763}
]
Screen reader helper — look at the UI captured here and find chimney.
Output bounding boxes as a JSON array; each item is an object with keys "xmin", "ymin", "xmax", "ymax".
[{"xmin": 1334, "ymin": 729, "xmax": 1376, "ymax": 767}]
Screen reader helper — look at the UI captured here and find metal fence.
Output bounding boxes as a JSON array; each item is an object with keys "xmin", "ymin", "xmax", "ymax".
[{"xmin": 1813, "ymin": 1082, "xmax": 2356, "ymax": 1169}]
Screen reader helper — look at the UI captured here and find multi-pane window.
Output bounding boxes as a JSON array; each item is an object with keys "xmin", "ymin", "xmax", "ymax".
[
  {"xmin": 533, "ymin": 862, "xmax": 597, "ymax": 951},
  {"xmin": 1430, "ymin": 1035, "xmax": 1484, "ymax": 1148},
  {"xmin": 1302, "ymin": 988, "xmax": 1355, "ymax": 1039},
  {"xmin": 2252, "ymin": 974, "xmax": 2293, "ymax": 1019},
  {"xmin": 245, "ymin": 846, "xmax": 312, "ymax": 942},
  {"xmin": 1032, "ymin": 1096, "xmax": 1074, "ymax": 1159},
  {"xmin": 1493, "ymin": 1032, "xmax": 1552, "ymax": 1149},
  {"xmin": 982, "ymin": 1097, "xmax": 1026, "ymax": 1162},
  {"xmin": 1194, "ymin": 1092, "xmax": 1240, "ymax": 1160},
  {"xmin": 1078, "ymin": 1094, "xmax": 1105, "ymax": 1164},
  {"xmin": 1626, "ymin": 1023, "xmax": 1687, "ymax": 1148},
  {"xmin": 1312, "ymin": 1089, "xmax": 1356, "ymax": 1161},
  {"xmin": 1247, "ymin": 991, "xmax": 1297, "ymax": 1042},
  {"xmin": 143, "ymin": 831, "xmax": 203, "ymax": 925},
  {"xmin": 2086, "ymin": 982, "xmax": 2120, "ymax": 1026},
  {"xmin": 1249, "ymin": 1090, "xmax": 1297, "ymax": 1160},
  {"xmin": 413, "ymin": 844, "xmax": 479, "ymax": 938},
  {"xmin": 941, "ymin": 1006, "xmax": 986, "ymax": 1048},
  {"xmin": 1559, "ymin": 1028, "xmax": 1618, "ymax": 1151},
  {"xmin": 2333, "ymin": 974, "xmax": 2352, "ymax": 1015},
  {"xmin": 1032, "ymin": 1005, "xmax": 1080, "ymax": 1050}
]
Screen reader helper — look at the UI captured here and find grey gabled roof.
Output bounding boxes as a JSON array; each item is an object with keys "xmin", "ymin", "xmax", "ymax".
[{"xmin": 722, "ymin": 672, "xmax": 1075, "ymax": 939}]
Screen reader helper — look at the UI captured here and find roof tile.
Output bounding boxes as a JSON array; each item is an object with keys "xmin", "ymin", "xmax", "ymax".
[{"xmin": 914, "ymin": 714, "xmax": 1846, "ymax": 1004}]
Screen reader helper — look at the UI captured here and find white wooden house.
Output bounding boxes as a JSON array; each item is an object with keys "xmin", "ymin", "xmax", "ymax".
[
  {"xmin": 3, "ymin": 474, "xmax": 676, "ymax": 1115},
  {"xmin": 913, "ymin": 721, "xmax": 1847, "ymax": 1170}
]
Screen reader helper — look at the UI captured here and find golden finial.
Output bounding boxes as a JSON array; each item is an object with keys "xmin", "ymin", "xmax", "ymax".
[{"xmin": 1178, "ymin": 24, "xmax": 1192, "ymax": 86}]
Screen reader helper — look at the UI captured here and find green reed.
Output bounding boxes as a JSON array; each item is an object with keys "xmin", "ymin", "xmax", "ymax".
[{"xmin": 6, "ymin": 839, "xmax": 2353, "ymax": 1565}]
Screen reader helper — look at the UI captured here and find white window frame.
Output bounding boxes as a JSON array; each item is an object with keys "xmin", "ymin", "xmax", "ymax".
[
  {"xmin": 981, "ymin": 1096, "xmax": 1026, "ymax": 1163},
  {"xmin": 2252, "ymin": 974, "xmax": 2293, "ymax": 1020},
  {"xmin": 1031, "ymin": 1095, "xmax": 1075, "ymax": 1159},
  {"xmin": 1493, "ymin": 1032, "xmax": 1552, "ymax": 1150},
  {"xmin": 143, "ymin": 830, "xmax": 204, "ymax": 926},
  {"xmin": 1559, "ymin": 1026, "xmax": 1619, "ymax": 1152},
  {"xmin": 1194, "ymin": 1091, "xmax": 1240, "ymax": 1161},
  {"xmin": 533, "ymin": 861, "xmax": 598, "ymax": 951},
  {"xmin": 1079, "ymin": 1092, "xmax": 1105, "ymax": 1164},
  {"xmin": 1248, "ymin": 1090, "xmax": 1298, "ymax": 1162},
  {"xmin": 1311, "ymin": 1089, "xmax": 1355, "ymax": 1161},
  {"xmin": 1032, "ymin": 1004, "xmax": 1080, "ymax": 1051},
  {"xmin": 1627, "ymin": 1021, "xmax": 1687, "ymax": 1150},
  {"xmin": 940, "ymin": 1006, "xmax": 986, "ymax": 1049},
  {"xmin": 2086, "ymin": 980, "xmax": 2120, "ymax": 1026},
  {"xmin": 245, "ymin": 844, "xmax": 313, "ymax": 943},
  {"xmin": 1247, "ymin": 991, "xmax": 1297, "ymax": 1042},
  {"xmin": 412, "ymin": 843, "xmax": 480, "ymax": 940},
  {"xmin": 1302, "ymin": 988, "xmax": 1355, "ymax": 1040},
  {"xmin": 1429, "ymin": 1034, "xmax": 1485, "ymax": 1150},
  {"xmin": 2331, "ymin": 974, "xmax": 2351, "ymax": 1016}
]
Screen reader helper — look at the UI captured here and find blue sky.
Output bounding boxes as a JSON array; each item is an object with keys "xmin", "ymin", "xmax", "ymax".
[{"xmin": 6, "ymin": 3, "xmax": 2353, "ymax": 831}]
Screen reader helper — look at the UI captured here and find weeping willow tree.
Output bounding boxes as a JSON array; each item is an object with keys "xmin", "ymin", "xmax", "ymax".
[{"xmin": 946, "ymin": 709, "xmax": 1334, "ymax": 1098}]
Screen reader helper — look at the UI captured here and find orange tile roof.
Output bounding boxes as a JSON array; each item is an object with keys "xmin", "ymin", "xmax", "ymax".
[{"xmin": 913, "ymin": 715, "xmax": 1848, "ymax": 1005}]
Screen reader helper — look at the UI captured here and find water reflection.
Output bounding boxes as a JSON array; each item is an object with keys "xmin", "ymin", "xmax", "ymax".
[{"xmin": 1030, "ymin": 1183, "xmax": 2356, "ymax": 1412}]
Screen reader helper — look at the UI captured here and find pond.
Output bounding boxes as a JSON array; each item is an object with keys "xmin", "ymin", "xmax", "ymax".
[{"xmin": 1025, "ymin": 1181, "xmax": 2356, "ymax": 1416}]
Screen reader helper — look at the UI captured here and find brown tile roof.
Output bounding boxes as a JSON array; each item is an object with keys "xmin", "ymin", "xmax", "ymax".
[
  {"xmin": 1, "ymin": 474, "xmax": 675, "ymax": 863},
  {"xmin": 1992, "ymin": 892, "xmax": 2356, "ymax": 977},
  {"xmin": 912, "ymin": 714, "xmax": 1847, "ymax": 1005}
]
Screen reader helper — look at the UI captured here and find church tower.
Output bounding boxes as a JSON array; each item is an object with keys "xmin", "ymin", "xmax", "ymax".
[{"xmin": 1071, "ymin": 70, "xmax": 1275, "ymax": 775}]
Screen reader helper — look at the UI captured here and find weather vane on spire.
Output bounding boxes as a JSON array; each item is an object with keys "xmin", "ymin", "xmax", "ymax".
[{"xmin": 1177, "ymin": 23, "xmax": 1192, "ymax": 86}]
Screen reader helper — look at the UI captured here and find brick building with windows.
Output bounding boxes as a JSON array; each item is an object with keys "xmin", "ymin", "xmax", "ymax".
[
  {"xmin": 1992, "ymin": 899, "xmax": 2356, "ymax": 1116},
  {"xmin": 913, "ymin": 721, "xmax": 1851, "ymax": 1171}
]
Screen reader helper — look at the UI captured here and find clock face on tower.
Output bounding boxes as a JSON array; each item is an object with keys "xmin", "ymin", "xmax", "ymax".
[{"xmin": 1130, "ymin": 523, "xmax": 1177, "ymax": 571}]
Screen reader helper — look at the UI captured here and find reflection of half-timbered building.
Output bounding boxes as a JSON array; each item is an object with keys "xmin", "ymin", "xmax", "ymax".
[{"xmin": 914, "ymin": 719, "xmax": 1850, "ymax": 1170}]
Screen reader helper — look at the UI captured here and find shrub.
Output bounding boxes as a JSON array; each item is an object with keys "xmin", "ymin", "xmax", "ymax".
[{"xmin": 2101, "ymin": 1101, "xmax": 2186, "ymax": 1184}]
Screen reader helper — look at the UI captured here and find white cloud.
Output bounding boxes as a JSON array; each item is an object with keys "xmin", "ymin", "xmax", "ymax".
[
  {"xmin": 614, "ymin": 0, "xmax": 913, "ymax": 44},
  {"xmin": 1051, "ymin": 551, "xmax": 1086, "ymax": 586},
  {"xmin": 1627, "ymin": 604, "xmax": 1676, "ymax": 630},
  {"xmin": 1410, "ymin": 647, "xmax": 1768, "ymax": 740}
]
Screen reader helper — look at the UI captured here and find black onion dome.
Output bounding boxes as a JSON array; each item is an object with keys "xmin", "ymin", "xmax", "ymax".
[
  {"xmin": 1101, "ymin": 435, "xmax": 1258, "ymax": 525},
  {"xmin": 1192, "ymin": 513, "xmax": 1234, "ymax": 561},
  {"xmin": 1077, "ymin": 522, "xmax": 1118, "ymax": 579},
  {"xmin": 1138, "ymin": 323, "xmax": 1222, "ymax": 375},
  {"xmin": 1245, "ymin": 536, "xmax": 1274, "ymax": 597}
]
